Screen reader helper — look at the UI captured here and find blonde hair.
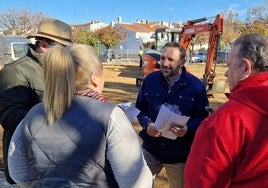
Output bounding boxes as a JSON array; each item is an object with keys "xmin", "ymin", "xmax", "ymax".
[
  {"xmin": 67, "ymin": 44, "xmax": 103, "ymax": 91},
  {"xmin": 42, "ymin": 45, "xmax": 75, "ymax": 124}
]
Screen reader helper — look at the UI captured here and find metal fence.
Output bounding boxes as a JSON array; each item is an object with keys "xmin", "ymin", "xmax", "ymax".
[{"xmin": 100, "ymin": 48, "xmax": 140, "ymax": 62}]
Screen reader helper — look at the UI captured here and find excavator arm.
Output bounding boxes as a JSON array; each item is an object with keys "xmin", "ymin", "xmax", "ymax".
[
  {"xmin": 204, "ymin": 14, "xmax": 224, "ymax": 88},
  {"xmin": 179, "ymin": 14, "xmax": 224, "ymax": 89}
]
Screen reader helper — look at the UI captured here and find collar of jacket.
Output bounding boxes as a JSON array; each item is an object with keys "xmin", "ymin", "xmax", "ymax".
[
  {"xmin": 229, "ymin": 72, "xmax": 268, "ymax": 118},
  {"xmin": 26, "ymin": 44, "xmax": 42, "ymax": 66}
]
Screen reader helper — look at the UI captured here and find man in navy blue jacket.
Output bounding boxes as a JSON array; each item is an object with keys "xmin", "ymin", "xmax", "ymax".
[{"xmin": 135, "ymin": 42, "xmax": 209, "ymax": 188}]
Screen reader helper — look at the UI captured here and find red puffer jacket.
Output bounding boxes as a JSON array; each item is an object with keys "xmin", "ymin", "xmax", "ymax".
[{"xmin": 185, "ymin": 72, "xmax": 268, "ymax": 188}]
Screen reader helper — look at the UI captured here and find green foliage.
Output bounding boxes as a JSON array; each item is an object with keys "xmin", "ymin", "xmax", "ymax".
[
  {"xmin": 221, "ymin": 0, "xmax": 268, "ymax": 46},
  {"xmin": 72, "ymin": 28, "xmax": 99, "ymax": 47},
  {"xmin": 241, "ymin": 21, "xmax": 268, "ymax": 36},
  {"xmin": 221, "ymin": 9, "xmax": 244, "ymax": 45},
  {"xmin": 95, "ymin": 26, "xmax": 126, "ymax": 49},
  {"xmin": 242, "ymin": 0, "xmax": 268, "ymax": 36}
]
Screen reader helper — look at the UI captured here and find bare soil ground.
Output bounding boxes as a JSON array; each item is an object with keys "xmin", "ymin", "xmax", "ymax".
[{"xmin": 0, "ymin": 61, "xmax": 229, "ymax": 187}]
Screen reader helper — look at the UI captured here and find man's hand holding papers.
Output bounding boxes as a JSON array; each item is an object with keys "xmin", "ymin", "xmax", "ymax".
[{"xmin": 153, "ymin": 104, "xmax": 190, "ymax": 140}]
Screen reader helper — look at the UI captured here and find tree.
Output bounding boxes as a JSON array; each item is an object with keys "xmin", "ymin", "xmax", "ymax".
[
  {"xmin": 246, "ymin": 0, "xmax": 268, "ymax": 24},
  {"xmin": 72, "ymin": 27, "xmax": 101, "ymax": 54},
  {"xmin": 243, "ymin": 0, "xmax": 268, "ymax": 36},
  {"xmin": 241, "ymin": 20, "xmax": 268, "ymax": 36},
  {"xmin": 221, "ymin": 9, "xmax": 244, "ymax": 46},
  {"xmin": 0, "ymin": 8, "xmax": 46, "ymax": 35},
  {"xmin": 193, "ymin": 33, "xmax": 209, "ymax": 51},
  {"xmin": 95, "ymin": 25, "xmax": 126, "ymax": 49},
  {"xmin": 72, "ymin": 27, "xmax": 99, "ymax": 47}
]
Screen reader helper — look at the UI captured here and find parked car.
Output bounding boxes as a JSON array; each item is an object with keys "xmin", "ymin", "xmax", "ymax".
[
  {"xmin": 190, "ymin": 55, "xmax": 201, "ymax": 63},
  {"xmin": 190, "ymin": 50, "xmax": 230, "ymax": 64},
  {"xmin": 190, "ymin": 52, "xmax": 207, "ymax": 63},
  {"xmin": 196, "ymin": 52, "xmax": 207, "ymax": 62},
  {"xmin": 0, "ymin": 36, "xmax": 33, "ymax": 64},
  {"xmin": 216, "ymin": 51, "xmax": 229, "ymax": 64}
]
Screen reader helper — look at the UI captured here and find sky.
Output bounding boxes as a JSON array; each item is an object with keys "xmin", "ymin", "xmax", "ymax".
[{"xmin": 0, "ymin": 0, "xmax": 264, "ymax": 25}]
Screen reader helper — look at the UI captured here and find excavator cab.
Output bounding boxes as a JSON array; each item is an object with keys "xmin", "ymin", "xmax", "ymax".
[{"xmin": 155, "ymin": 28, "xmax": 181, "ymax": 51}]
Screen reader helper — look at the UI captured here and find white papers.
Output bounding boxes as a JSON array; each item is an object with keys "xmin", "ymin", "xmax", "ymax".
[
  {"xmin": 154, "ymin": 105, "xmax": 190, "ymax": 140},
  {"xmin": 118, "ymin": 102, "xmax": 140, "ymax": 122}
]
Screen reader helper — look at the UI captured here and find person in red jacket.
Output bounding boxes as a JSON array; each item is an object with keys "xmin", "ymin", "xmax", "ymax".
[{"xmin": 184, "ymin": 33, "xmax": 268, "ymax": 188}]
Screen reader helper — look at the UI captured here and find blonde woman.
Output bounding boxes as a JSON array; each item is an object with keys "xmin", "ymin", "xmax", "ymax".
[{"xmin": 8, "ymin": 44, "xmax": 152, "ymax": 188}]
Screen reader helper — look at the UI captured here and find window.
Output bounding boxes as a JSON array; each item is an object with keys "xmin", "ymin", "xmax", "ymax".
[{"xmin": 12, "ymin": 43, "xmax": 28, "ymax": 59}]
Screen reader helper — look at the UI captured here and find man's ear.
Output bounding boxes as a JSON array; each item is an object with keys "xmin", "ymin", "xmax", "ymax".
[
  {"xmin": 181, "ymin": 58, "xmax": 186, "ymax": 65},
  {"xmin": 243, "ymin": 58, "xmax": 253, "ymax": 77},
  {"xmin": 39, "ymin": 40, "xmax": 48, "ymax": 48}
]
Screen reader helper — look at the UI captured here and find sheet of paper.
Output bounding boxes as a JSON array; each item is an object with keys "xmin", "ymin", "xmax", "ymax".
[
  {"xmin": 154, "ymin": 104, "xmax": 190, "ymax": 140},
  {"xmin": 118, "ymin": 102, "xmax": 140, "ymax": 122}
]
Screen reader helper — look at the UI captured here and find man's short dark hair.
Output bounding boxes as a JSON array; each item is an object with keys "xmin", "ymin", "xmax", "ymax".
[{"xmin": 163, "ymin": 42, "xmax": 186, "ymax": 61}]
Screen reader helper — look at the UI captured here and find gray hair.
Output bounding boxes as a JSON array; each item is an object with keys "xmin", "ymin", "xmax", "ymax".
[{"xmin": 232, "ymin": 33, "xmax": 268, "ymax": 72}]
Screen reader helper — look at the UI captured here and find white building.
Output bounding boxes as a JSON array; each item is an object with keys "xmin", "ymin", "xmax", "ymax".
[
  {"xmin": 72, "ymin": 20, "xmax": 108, "ymax": 32},
  {"xmin": 111, "ymin": 17, "xmax": 165, "ymax": 57}
]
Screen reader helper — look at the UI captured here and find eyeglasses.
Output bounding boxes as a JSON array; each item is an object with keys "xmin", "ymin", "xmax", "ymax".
[{"xmin": 36, "ymin": 40, "xmax": 57, "ymax": 47}]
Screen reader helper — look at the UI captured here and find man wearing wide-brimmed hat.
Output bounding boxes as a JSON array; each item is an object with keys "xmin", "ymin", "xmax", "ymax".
[
  {"xmin": 27, "ymin": 18, "xmax": 72, "ymax": 46},
  {"xmin": 0, "ymin": 18, "xmax": 72, "ymax": 185}
]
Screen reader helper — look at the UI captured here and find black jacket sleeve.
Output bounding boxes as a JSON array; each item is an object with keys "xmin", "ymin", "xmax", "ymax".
[{"xmin": 0, "ymin": 62, "xmax": 42, "ymax": 133}]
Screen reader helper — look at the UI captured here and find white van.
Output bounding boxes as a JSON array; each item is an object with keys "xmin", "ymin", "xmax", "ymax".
[{"xmin": 0, "ymin": 36, "xmax": 34, "ymax": 65}]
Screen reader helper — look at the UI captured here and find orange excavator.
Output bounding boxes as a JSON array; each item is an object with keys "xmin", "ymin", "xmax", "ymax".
[{"xmin": 136, "ymin": 14, "xmax": 224, "ymax": 94}]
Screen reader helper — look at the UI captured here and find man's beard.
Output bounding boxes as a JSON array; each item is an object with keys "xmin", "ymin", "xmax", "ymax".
[{"xmin": 163, "ymin": 64, "xmax": 182, "ymax": 81}]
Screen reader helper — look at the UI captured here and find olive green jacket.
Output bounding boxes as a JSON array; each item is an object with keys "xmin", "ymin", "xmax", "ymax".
[{"xmin": 0, "ymin": 45, "xmax": 44, "ymax": 133}]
